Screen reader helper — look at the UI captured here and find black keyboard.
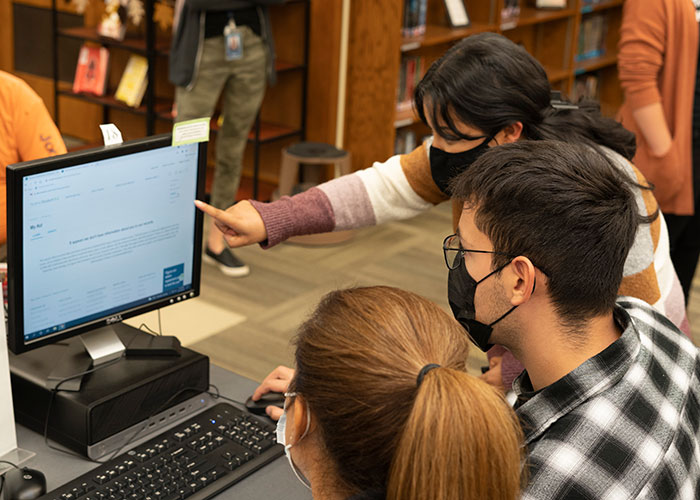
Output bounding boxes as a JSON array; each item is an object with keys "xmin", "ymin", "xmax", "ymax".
[{"xmin": 39, "ymin": 403, "xmax": 283, "ymax": 500}]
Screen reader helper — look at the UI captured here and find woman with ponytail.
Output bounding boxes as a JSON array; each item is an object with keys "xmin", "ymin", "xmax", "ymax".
[
  {"xmin": 274, "ymin": 286, "xmax": 523, "ymax": 500},
  {"xmin": 198, "ymin": 32, "xmax": 687, "ymax": 391}
]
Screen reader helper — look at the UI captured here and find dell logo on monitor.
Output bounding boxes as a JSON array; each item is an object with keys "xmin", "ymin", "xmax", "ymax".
[{"xmin": 106, "ymin": 315, "xmax": 123, "ymax": 324}]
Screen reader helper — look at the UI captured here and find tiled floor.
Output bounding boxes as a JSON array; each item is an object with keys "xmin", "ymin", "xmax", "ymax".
[{"xmin": 151, "ymin": 202, "xmax": 700, "ymax": 384}]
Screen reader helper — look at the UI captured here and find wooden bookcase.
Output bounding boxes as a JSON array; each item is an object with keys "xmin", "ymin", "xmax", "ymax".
[
  {"xmin": 341, "ymin": 0, "xmax": 625, "ymax": 172},
  {"xmin": 49, "ymin": 0, "xmax": 309, "ymax": 199},
  {"xmin": 2, "ymin": 0, "xmax": 624, "ymax": 197}
]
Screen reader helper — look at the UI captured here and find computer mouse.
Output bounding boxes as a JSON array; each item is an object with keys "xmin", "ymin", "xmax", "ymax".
[
  {"xmin": 3, "ymin": 467, "xmax": 47, "ymax": 500},
  {"xmin": 245, "ymin": 391, "xmax": 286, "ymax": 415}
]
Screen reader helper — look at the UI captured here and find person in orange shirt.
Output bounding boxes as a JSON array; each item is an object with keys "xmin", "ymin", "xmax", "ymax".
[
  {"xmin": 0, "ymin": 71, "xmax": 67, "ymax": 245},
  {"xmin": 618, "ymin": 0, "xmax": 700, "ymax": 302}
]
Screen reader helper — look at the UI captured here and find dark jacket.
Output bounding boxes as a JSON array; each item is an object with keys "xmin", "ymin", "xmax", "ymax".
[{"xmin": 169, "ymin": 0, "xmax": 283, "ymax": 89}]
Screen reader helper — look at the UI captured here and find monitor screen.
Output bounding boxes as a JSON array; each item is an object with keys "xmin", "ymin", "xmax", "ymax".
[{"xmin": 7, "ymin": 135, "xmax": 206, "ymax": 354}]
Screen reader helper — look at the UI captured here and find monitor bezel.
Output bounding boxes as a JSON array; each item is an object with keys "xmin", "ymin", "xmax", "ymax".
[{"xmin": 6, "ymin": 134, "xmax": 206, "ymax": 354}]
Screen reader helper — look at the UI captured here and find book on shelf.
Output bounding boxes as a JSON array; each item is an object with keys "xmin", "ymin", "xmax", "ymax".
[
  {"xmin": 395, "ymin": 131, "xmax": 432, "ymax": 155},
  {"xmin": 396, "ymin": 55, "xmax": 425, "ymax": 114},
  {"xmin": 444, "ymin": 0, "xmax": 470, "ymax": 27},
  {"xmin": 402, "ymin": 0, "xmax": 427, "ymax": 38},
  {"xmin": 573, "ymin": 73, "xmax": 600, "ymax": 101},
  {"xmin": 97, "ymin": 1, "xmax": 127, "ymax": 41},
  {"xmin": 536, "ymin": 0, "xmax": 567, "ymax": 7},
  {"xmin": 501, "ymin": 0, "xmax": 521, "ymax": 23},
  {"xmin": 115, "ymin": 55, "xmax": 149, "ymax": 108},
  {"xmin": 72, "ymin": 45, "xmax": 109, "ymax": 96},
  {"xmin": 576, "ymin": 14, "xmax": 608, "ymax": 62},
  {"xmin": 395, "ymin": 129, "xmax": 416, "ymax": 155}
]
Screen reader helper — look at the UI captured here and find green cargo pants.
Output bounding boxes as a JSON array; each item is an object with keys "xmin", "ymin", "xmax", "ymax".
[{"xmin": 175, "ymin": 26, "xmax": 267, "ymax": 209}]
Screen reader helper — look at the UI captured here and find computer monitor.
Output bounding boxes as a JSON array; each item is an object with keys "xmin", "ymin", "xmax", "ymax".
[{"xmin": 6, "ymin": 135, "xmax": 205, "ymax": 369}]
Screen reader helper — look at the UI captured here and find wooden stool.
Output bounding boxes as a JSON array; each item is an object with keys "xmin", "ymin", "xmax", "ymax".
[{"xmin": 278, "ymin": 142, "xmax": 355, "ymax": 245}]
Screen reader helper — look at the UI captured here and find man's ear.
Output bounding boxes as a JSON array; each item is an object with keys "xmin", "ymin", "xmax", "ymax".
[
  {"xmin": 496, "ymin": 122, "xmax": 524, "ymax": 144},
  {"xmin": 507, "ymin": 256, "xmax": 537, "ymax": 306}
]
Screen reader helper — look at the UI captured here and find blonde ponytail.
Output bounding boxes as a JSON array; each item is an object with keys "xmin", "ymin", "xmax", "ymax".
[{"xmin": 387, "ymin": 368, "xmax": 524, "ymax": 500}]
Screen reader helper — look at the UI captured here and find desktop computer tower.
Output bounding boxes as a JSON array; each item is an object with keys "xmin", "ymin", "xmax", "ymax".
[{"xmin": 9, "ymin": 324, "xmax": 210, "ymax": 459}]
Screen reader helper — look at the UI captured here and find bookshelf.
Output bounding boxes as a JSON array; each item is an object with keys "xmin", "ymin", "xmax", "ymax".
[
  {"xmin": 49, "ymin": 0, "xmax": 309, "ymax": 199},
  {"xmin": 32, "ymin": 0, "xmax": 625, "ymax": 193},
  {"xmin": 342, "ymin": 0, "xmax": 625, "ymax": 165}
]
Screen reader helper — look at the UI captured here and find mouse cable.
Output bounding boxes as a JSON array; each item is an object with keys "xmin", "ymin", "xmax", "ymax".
[
  {"xmin": 0, "ymin": 460, "xmax": 18, "ymax": 470},
  {"xmin": 43, "ymin": 354, "xmax": 127, "ymax": 461},
  {"xmin": 0, "ymin": 459, "xmax": 19, "ymax": 498},
  {"xmin": 206, "ymin": 384, "xmax": 246, "ymax": 407}
]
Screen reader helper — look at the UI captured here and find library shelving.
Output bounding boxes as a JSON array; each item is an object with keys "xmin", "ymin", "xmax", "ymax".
[
  {"xmin": 50, "ymin": 0, "xmax": 309, "ymax": 199},
  {"xmin": 341, "ymin": 0, "xmax": 625, "ymax": 166}
]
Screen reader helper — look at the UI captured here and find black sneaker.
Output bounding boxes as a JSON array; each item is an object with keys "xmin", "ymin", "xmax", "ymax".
[{"xmin": 204, "ymin": 247, "xmax": 250, "ymax": 277}]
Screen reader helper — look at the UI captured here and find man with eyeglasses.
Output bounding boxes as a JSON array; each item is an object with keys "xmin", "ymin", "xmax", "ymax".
[{"xmin": 446, "ymin": 140, "xmax": 700, "ymax": 499}]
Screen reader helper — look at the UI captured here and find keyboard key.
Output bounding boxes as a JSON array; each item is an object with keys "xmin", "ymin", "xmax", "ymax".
[{"xmin": 256, "ymin": 439, "xmax": 272, "ymax": 452}]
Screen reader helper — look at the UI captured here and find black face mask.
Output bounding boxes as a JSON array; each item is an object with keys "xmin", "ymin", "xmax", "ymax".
[
  {"xmin": 429, "ymin": 136, "xmax": 493, "ymax": 195},
  {"xmin": 447, "ymin": 257, "xmax": 518, "ymax": 352}
]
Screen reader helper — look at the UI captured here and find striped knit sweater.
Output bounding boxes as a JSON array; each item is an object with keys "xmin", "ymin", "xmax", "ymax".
[{"xmin": 250, "ymin": 141, "xmax": 689, "ymax": 388}]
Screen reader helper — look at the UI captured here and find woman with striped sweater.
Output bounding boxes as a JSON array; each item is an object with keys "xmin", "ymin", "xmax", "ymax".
[{"xmin": 195, "ymin": 32, "xmax": 688, "ymax": 392}]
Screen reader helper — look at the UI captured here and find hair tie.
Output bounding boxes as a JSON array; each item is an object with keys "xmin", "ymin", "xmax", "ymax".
[
  {"xmin": 416, "ymin": 363, "xmax": 441, "ymax": 387},
  {"xmin": 550, "ymin": 90, "xmax": 578, "ymax": 110}
]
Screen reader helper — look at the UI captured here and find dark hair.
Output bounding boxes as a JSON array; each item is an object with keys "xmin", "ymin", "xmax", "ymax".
[
  {"xmin": 290, "ymin": 286, "xmax": 524, "ymax": 500},
  {"xmin": 450, "ymin": 141, "xmax": 649, "ymax": 325},
  {"xmin": 414, "ymin": 32, "xmax": 636, "ymax": 160}
]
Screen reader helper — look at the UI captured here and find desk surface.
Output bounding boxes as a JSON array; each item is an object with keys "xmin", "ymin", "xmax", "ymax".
[{"xmin": 16, "ymin": 364, "xmax": 311, "ymax": 500}]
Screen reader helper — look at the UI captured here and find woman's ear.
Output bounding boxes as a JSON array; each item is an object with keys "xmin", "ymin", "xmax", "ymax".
[
  {"xmin": 496, "ymin": 122, "xmax": 524, "ymax": 144},
  {"xmin": 288, "ymin": 395, "xmax": 311, "ymax": 445}
]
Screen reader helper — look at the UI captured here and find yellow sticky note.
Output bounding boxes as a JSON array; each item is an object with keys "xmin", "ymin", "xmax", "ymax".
[{"xmin": 172, "ymin": 118, "xmax": 210, "ymax": 146}]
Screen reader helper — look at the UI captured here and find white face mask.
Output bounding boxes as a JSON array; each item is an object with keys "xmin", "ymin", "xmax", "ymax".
[{"xmin": 276, "ymin": 392, "xmax": 312, "ymax": 490}]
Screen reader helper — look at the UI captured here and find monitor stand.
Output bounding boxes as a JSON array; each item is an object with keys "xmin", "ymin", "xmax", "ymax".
[{"xmin": 46, "ymin": 326, "xmax": 126, "ymax": 392}]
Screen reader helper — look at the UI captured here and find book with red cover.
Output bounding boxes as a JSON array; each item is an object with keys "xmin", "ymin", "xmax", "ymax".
[{"xmin": 73, "ymin": 45, "xmax": 109, "ymax": 96}]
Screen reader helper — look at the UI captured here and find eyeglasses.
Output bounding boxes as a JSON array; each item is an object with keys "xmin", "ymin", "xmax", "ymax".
[{"xmin": 442, "ymin": 234, "xmax": 514, "ymax": 270}]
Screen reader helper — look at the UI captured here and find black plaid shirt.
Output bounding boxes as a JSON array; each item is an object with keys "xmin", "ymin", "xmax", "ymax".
[{"xmin": 514, "ymin": 297, "xmax": 700, "ymax": 499}]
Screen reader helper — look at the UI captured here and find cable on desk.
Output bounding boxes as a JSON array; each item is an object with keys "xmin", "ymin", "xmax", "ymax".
[
  {"xmin": 43, "ymin": 354, "xmax": 127, "ymax": 462},
  {"xmin": 137, "ymin": 323, "xmax": 161, "ymax": 336},
  {"xmin": 136, "ymin": 309, "xmax": 163, "ymax": 336},
  {"xmin": 0, "ymin": 459, "xmax": 19, "ymax": 497},
  {"xmin": 207, "ymin": 384, "xmax": 245, "ymax": 407}
]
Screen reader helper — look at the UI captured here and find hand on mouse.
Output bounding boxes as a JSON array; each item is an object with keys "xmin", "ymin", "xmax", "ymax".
[{"xmin": 252, "ymin": 365, "xmax": 295, "ymax": 420}]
